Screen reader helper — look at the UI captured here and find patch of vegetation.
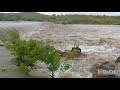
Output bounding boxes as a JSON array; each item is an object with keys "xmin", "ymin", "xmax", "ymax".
[
  {"xmin": 0, "ymin": 12, "xmax": 49, "ymax": 21},
  {"xmin": 1, "ymin": 31, "xmax": 60, "ymax": 78},
  {"xmin": 1, "ymin": 12, "xmax": 120, "ymax": 25},
  {"xmin": 19, "ymin": 64, "xmax": 29, "ymax": 73}
]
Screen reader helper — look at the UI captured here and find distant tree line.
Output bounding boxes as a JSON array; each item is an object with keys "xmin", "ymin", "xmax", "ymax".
[
  {"xmin": 0, "ymin": 13, "xmax": 120, "ymax": 25},
  {"xmin": 54, "ymin": 15, "xmax": 120, "ymax": 25},
  {"xmin": 0, "ymin": 13, "xmax": 21, "ymax": 21}
]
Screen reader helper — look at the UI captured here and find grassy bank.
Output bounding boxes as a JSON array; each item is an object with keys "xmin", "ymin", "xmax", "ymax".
[
  {"xmin": 54, "ymin": 15, "xmax": 120, "ymax": 25},
  {"xmin": 0, "ymin": 12, "xmax": 120, "ymax": 25}
]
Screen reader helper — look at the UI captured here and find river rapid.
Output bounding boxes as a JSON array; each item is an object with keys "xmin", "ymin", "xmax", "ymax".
[{"xmin": 0, "ymin": 21, "xmax": 120, "ymax": 78}]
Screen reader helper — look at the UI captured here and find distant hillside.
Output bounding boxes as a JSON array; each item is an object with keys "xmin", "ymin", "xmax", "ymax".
[
  {"xmin": 0, "ymin": 12, "xmax": 50, "ymax": 21},
  {"xmin": 10, "ymin": 12, "xmax": 50, "ymax": 20},
  {"xmin": 1, "ymin": 12, "xmax": 120, "ymax": 25}
]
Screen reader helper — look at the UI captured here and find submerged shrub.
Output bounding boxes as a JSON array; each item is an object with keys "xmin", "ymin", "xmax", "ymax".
[{"xmin": 1, "ymin": 31, "xmax": 60, "ymax": 78}]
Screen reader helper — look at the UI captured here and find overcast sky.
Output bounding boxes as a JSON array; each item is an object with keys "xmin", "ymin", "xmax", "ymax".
[
  {"xmin": 1, "ymin": 12, "xmax": 120, "ymax": 16},
  {"xmin": 38, "ymin": 12, "xmax": 120, "ymax": 16}
]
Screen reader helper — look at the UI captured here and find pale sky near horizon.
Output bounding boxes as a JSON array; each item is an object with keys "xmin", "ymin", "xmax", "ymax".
[
  {"xmin": 38, "ymin": 12, "xmax": 120, "ymax": 16},
  {"xmin": 1, "ymin": 12, "xmax": 120, "ymax": 16}
]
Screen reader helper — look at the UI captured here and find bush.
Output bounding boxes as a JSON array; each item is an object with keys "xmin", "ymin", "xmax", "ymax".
[
  {"xmin": 19, "ymin": 64, "xmax": 29, "ymax": 73},
  {"xmin": 1, "ymin": 31, "xmax": 60, "ymax": 78}
]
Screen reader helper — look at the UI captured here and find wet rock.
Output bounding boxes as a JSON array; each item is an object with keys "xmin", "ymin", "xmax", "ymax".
[
  {"xmin": 34, "ymin": 60, "xmax": 47, "ymax": 69},
  {"xmin": 114, "ymin": 57, "xmax": 120, "ymax": 77},
  {"xmin": 92, "ymin": 60, "xmax": 120, "ymax": 78},
  {"xmin": 99, "ymin": 61, "xmax": 116, "ymax": 70},
  {"xmin": 56, "ymin": 50, "xmax": 64, "ymax": 57},
  {"xmin": 56, "ymin": 45, "xmax": 86, "ymax": 59},
  {"xmin": 115, "ymin": 63, "xmax": 120, "ymax": 78},
  {"xmin": 115, "ymin": 57, "xmax": 120, "ymax": 63},
  {"xmin": 92, "ymin": 62, "xmax": 117, "ymax": 78},
  {"xmin": 91, "ymin": 64, "xmax": 102, "ymax": 78},
  {"xmin": 58, "ymin": 50, "xmax": 84, "ymax": 59},
  {"xmin": 62, "ymin": 52, "xmax": 71, "ymax": 57}
]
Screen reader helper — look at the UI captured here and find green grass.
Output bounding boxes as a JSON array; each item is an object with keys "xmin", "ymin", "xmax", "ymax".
[
  {"xmin": 0, "ymin": 12, "xmax": 49, "ymax": 21},
  {"xmin": 1, "ymin": 12, "xmax": 120, "ymax": 25}
]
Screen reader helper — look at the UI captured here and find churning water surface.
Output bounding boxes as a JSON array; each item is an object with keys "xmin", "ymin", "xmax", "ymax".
[{"xmin": 0, "ymin": 22, "xmax": 120, "ymax": 78}]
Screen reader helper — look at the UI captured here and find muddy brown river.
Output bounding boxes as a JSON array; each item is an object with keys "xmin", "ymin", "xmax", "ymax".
[{"xmin": 0, "ymin": 22, "xmax": 120, "ymax": 78}]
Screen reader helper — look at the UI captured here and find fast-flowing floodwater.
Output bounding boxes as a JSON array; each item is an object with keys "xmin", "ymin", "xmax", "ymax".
[
  {"xmin": 0, "ymin": 21, "xmax": 49, "ymax": 39},
  {"xmin": 0, "ymin": 21, "xmax": 120, "ymax": 78},
  {"xmin": 0, "ymin": 21, "xmax": 49, "ymax": 78}
]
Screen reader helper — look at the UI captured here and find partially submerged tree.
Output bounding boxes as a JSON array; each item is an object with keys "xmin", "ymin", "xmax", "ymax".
[{"xmin": 1, "ymin": 31, "xmax": 60, "ymax": 78}]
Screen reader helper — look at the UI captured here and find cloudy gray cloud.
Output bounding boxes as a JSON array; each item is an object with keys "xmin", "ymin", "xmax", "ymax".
[
  {"xmin": 1, "ymin": 12, "xmax": 120, "ymax": 16},
  {"xmin": 38, "ymin": 12, "xmax": 120, "ymax": 16}
]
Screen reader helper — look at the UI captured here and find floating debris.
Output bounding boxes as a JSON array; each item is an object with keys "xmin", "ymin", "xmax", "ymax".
[{"xmin": 57, "ymin": 44, "xmax": 87, "ymax": 60}]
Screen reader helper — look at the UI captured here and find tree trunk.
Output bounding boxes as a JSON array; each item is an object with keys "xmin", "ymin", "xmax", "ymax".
[{"xmin": 52, "ymin": 71, "xmax": 54, "ymax": 78}]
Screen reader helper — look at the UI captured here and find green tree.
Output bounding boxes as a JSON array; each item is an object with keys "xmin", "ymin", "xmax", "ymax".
[{"xmin": 1, "ymin": 31, "xmax": 60, "ymax": 77}]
